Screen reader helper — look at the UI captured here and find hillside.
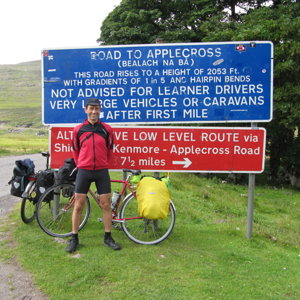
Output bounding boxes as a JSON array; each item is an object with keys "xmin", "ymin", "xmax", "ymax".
[
  {"xmin": 0, "ymin": 61, "xmax": 48, "ymax": 155},
  {"xmin": 0, "ymin": 60, "xmax": 43, "ymax": 128}
]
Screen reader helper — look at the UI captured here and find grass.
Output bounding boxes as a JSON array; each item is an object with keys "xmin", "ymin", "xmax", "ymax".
[
  {"xmin": 0, "ymin": 129, "xmax": 48, "ymax": 156},
  {"xmin": 2, "ymin": 172, "xmax": 300, "ymax": 299}
]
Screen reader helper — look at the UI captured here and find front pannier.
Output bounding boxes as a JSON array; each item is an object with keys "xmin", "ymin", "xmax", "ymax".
[
  {"xmin": 34, "ymin": 169, "xmax": 55, "ymax": 203},
  {"xmin": 56, "ymin": 158, "xmax": 77, "ymax": 184}
]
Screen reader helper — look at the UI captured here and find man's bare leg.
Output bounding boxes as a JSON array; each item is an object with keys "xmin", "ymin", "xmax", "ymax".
[
  {"xmin": 66, "ymin": 193, "xmax": 86, "ymax": 253},
  {"xmin": 99, "ymin": 193, "xmax": 121, "ymax": 250},
  {"xmin": 99, "ymin": 193, "xmax": 112, "ymax": 232},
  {"xmin": 72, "ymin": 193, "xmax": 87, "ymax": 233}
]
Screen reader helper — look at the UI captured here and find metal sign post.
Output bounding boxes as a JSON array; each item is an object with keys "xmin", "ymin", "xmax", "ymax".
[
  {"xmin": 247, "ymin": 122, "xmax": 258, "ymax": 239},
  {"xmin": 247, "ymin": 173, "xmax": 255, "ymax": 238}
]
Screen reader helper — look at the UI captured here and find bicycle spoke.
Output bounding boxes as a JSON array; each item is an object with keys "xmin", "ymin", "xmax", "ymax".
[
  {"xmin": 120, "ymin": 194, "xmax": 176, "ymax": 245},
  {"xmin": 36, "ymin": 183, "xmax": 90, "ymax": 238}
]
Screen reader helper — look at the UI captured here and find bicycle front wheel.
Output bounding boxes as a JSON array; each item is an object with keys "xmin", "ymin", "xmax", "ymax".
[
  {"xmin": 36, "ymin": 183, "xmax": 91, "ymax": 238},
  {"xmin": 20, "ymin": 197, "xmax": 36, "ymax": 224},
  {"xmin": 120, "ymin": 194, "xmax": 176, "ymax": 245}
]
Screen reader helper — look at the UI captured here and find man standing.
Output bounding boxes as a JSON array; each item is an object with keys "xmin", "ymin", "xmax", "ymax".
[{"xmin": 66, "ymin": 98, "xmax": 121, "ymax": 252}]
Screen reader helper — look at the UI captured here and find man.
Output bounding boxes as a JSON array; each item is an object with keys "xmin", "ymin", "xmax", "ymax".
[{"xmin": 66, "ymin": 98, "xmax": 121, "ymax": 252}]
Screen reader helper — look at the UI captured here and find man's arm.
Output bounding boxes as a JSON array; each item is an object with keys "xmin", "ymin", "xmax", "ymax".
[
  {"xmin": 107, "ymin": 127, "xmax": 114, "ymax": 160},
  {"xmin": 72, "ymin": 126, "xmax": 80, "ymax": 165}
]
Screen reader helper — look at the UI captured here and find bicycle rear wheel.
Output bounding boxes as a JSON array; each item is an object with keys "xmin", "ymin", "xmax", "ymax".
[
  {"xmin": 36, "ymin": 183, "xmax": 91, "ymax": 238},
  {"xmin": 120, "ymin": 194, "xmax": 176, "ymax": 245},
  {"xmin": 20, "ymin": 197, "xmax": 36, "ymax": 224}
]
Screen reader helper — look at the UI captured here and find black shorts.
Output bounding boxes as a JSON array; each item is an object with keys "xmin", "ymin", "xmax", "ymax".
[{"xmin": 75, "ymin": 168, "xmax": 111, "ymax": 195}]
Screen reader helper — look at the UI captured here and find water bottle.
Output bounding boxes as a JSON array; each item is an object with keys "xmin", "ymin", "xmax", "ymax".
[{"xmin": 111, "ymin": 191, "xmax": 120, "ymax": 209}]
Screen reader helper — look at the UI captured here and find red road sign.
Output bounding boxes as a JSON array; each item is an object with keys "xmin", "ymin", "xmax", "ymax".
[
  {"xmin": 50, "ymin": 126, "xmax": 266, "ymax": 173},
  {"xmin": 50, "ymin": 126, "xmax": 73, "ymax": 169}
]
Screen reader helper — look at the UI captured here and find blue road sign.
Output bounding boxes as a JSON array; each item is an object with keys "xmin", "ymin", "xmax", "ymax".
[{"xmin": 42, "ymin": 41, "xmax": 273, "ymax": 125}]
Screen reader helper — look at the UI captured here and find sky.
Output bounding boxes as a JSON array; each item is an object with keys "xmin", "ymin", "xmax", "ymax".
[{"xmin": 0, "ymin": 0, "xmax": 122, "ymax": 65}]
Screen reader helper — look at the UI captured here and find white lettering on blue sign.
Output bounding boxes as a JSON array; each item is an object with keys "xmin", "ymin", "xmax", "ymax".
[{"xmin": 42, "ymin": 42, "xmax": 273, "ymax": 124}]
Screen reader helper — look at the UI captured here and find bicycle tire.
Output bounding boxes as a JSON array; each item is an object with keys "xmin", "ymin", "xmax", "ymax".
[
  {"xmin": 20, "ymin": 197, "xmax": 36, "ymax": 224},
  {"xmin": 120, "ymin": 193, "xmax": 176, "ymax": 245},
  {"xmin": 36, "ymin": 183, "xmax": 91, "ymax": 238}
]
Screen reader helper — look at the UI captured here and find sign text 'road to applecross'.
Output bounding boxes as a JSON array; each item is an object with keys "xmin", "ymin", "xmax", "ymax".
[
  {"xmin": 50, "ymin": 126, "xmax": 266, "ymax": 173},
  {"xmin": 43, "ymin": 41, "xmax": 273, "ymax": 125}
]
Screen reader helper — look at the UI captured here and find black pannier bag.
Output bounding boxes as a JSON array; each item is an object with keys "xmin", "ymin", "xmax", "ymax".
[
  {"xmin": 9, "ymin": 159, "xmax": 35, "ymax": 198},
  {"xmin": 10, "ymin": 175, "xmax": 28, "ymax": 198},
  {"xmin": 56, "ymin": 158, "xmax": 77, "ymax": 184},
  {"xmin": 34, "ymin": 169, "xmax": 55, "ymax": 203}
]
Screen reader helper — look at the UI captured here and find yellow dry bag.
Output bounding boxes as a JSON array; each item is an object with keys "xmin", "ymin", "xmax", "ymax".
[{"xmin": 136, "ymin": 177, "xmax": 170, "ymax": 219}]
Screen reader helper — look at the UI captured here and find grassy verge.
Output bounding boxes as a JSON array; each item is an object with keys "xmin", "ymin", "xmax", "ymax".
[
  {"xmin": 0, "ymin": 129, "xmax": 48, "ymax": 156},
  {"xmin": 4, "ymin": 173, "xmax": 300, "ymax": 299}
]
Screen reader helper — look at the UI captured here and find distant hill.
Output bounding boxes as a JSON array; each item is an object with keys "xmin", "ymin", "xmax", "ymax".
[{"xmin": 0, "ymin": 60, "xmax": 43, "ymax": 128}]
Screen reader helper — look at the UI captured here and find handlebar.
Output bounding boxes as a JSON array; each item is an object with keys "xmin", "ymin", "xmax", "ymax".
[{"xmin": 40, "ymin": 151, "xmax": 50, "ymax": 158}]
